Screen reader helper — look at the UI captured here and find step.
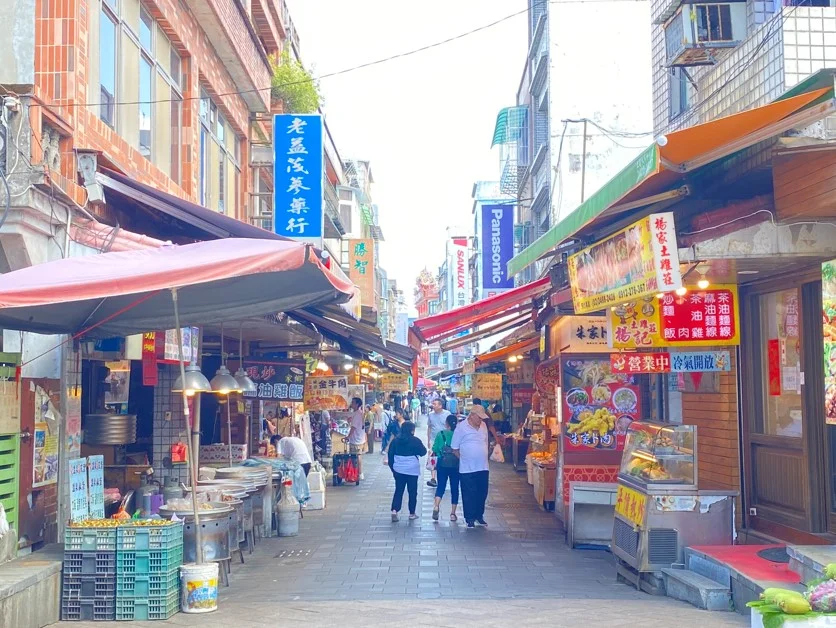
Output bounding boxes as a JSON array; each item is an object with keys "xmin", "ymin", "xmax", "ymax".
[{"xmin": 662, "ymin": 568, "xmax": 732, "ymax": 612}]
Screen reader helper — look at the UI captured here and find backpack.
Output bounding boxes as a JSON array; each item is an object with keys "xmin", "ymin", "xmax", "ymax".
[{"xmin": 437, "ymin": 432, "xmax": 458, "ymax": 469}]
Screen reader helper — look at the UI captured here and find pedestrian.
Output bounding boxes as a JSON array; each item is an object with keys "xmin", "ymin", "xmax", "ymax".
[
  {"xmin": 380, "ymin": 403, "xmax": 396, "ymax": 453},
  {"xmin": 452, "ymin": 404, "xmax": 491, "ymax": 529},
  {"xmin": 263, "ymin": 411, "xmax": 277, "ymax": 437},
  {"xmin": 447, "ymin": 394, "xmax": 459, "ymax": 416},
  {"xmin": 386, "ymin": 420, "xmax": 427, "ymax": 522},
  {"xmin": 364, "ymin": 404, "xmax": 376, "ymax": 454},
  {"xmin": 271, "ymin": 434, "xmax": 313, "ymax": 476},
  {"xmin": 410, "ymin": 392, "xmax": 421, "ymax": 421},
  {"xmin": 431, "ymin": 414, "xmax": 460, "ymax": 522},
  {"xmin": 471, "ymin": 397, "xmax": 501, "ymax": 446},
  {"xmin": 276, "ymin": 408, "xmax": 294, "ymax": 437},
  {"xmin": 426, "ymin": 398, "xmax": 450, "ymax": 488},
  {"xmin": 347, "ymin": 397, "xmax": 367, "ymax": 481}
]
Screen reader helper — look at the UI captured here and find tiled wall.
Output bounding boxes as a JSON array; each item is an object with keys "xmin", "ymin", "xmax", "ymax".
[{"xmin": 151, "ymin": 365, "xmax": 190, "ymax": 484}]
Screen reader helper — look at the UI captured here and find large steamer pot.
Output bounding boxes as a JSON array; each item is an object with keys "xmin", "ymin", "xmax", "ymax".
[
  {"xmin": 214, "ymin": 467, "xmax": 271, "ymax": 532},
  {"xmin": 83, "ymin": 414, "xmax": 137, "ymax": 445},
  {"xmin": 198, "ymin": 480, "xmax": 254, "ymax": 540},
  {"xmin": 194, "ymin": 487, "xmax": 244, "ymax": 551},
  {"xmin": 159, "ymin": 501, "xmax": 233, "ymax": 562}
]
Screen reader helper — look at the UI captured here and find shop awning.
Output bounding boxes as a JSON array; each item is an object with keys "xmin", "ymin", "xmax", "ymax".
[
  {"xmin": 412, "ymin": 277, "xmax": 550, "ymax": 345},
  {"xmin": 289, "ymin": 307, "xmax": 418, "ymax": 371},
  {"xmin": 475, "ymin": 337, "xmax": 540, "ymax": 365},
  {"xmin": 435, "ymin": 367, "xmax": 463, "ymax": 381},
  {"xmin": 507, "ymin": 85, "xmax": 835, "ymax": 276},
  {"xmin": 0, "ymin": 239, "xmax": 355, "ymax": 337}
]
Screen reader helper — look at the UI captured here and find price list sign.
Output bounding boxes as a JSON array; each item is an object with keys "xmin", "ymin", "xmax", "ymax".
[
  {"xmin": 87, "ymin": 455, "xmax": 105, "ymax": 520},
  {"xmin": 659, "ymin": 288, "xmax": 739, "ymax": 345},
  {"xmin": 69, "ymin": 457, "xmax": 89, "ymax": 523}
]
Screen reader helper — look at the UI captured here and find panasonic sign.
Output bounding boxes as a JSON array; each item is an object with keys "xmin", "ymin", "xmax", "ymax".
[{"xmin": 481, "ymin": 204, "xmax": 514, "ymax": 294}]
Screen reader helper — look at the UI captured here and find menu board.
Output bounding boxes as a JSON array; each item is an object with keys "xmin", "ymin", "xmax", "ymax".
[
  {"xmin": 562, "ymin": 357, "xmax": 640, "ymax": 452},
  {"xmin": 379, "ymin": 373, "xmax": 409, "ymax": 393},
  {"xmin": 471, "ymin": 373, "xmax": 503, "ymax": 400},
  {"xmin": 824, "ymin": 259, "xmax": 836, "ymax": 424},
  {"xmin": 304, "ymin": 376, "xmax": 350, "ymax": 411},
  {"xmin": 238, "ymin": 360, "xmax": 306, "ymax": 401},
  {"xmin": 87, "ymin": 455, "xmax": 105, "ymax": 520},
  {"xmin": 32, "ymin": 422, "xmax": 58, "ymax": 487},
  {"xmin": 69, "ymin": 457, "xmax": 89, "ymax": 523}
]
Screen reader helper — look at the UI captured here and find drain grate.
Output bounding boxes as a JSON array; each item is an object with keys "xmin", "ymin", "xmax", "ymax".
[{"xmin": 274, "ymin": 549, "xmax": 312, "ymax": 562}]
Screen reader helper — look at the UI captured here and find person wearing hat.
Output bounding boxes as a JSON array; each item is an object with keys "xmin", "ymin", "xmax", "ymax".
[{"xmin": 451, "ymin": 404, "xmax": 492, "ymax": 528}]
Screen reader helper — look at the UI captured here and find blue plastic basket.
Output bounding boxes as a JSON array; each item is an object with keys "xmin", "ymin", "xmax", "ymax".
[
  {"xmin": 116, "ymin": 545, "xmax": 184, "ymax": 575},
  {"xmin": 116, "ymin": 569, "xmax": 179, "ymax": 598},
  {"xmin": 65, "ymin": 526, "xmax": 118, "ymax": 552},
  {"xmin": 115, "ymin": 589, "xmax": 179, "ymax": 621},
  {"xmin": 60, "ymin": 597, "xmax": 116, "ymax": 621},
  {"xmin": 116, "ymin": 522, "xmax": 183, "ymax": 551},
  {"xmin": 63, "ymin": 551, "xmax": 116, "ymax": 577},
  {"xmin": 62, "ymin": 574, "xmax": 116, "ymax": 599}
]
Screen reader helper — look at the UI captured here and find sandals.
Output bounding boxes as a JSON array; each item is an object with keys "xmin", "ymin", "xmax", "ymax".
[
  {"xmin": 432, "ymin": 508, "xmax": 440, "ymax": 521},
  {"xmin": 409, "ymin": 514, "xmax": 418, "ymax": 520},
  {"xmin": 391, "ymin": 513, "xmax": 399, "ymax": 522},
  {"xmin": 450, "ymin": 514, "xmax": 458, "ymax": 522}
]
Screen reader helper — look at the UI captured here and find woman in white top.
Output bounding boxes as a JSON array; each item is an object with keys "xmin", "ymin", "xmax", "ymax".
[{"xmin": 451, "ymin": 405, "xmax": 491, "ymax": 528}]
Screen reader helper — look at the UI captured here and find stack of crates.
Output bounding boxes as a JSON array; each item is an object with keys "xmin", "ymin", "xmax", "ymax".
[
  {"xmin": 115, "ymin": 522, "xmax": 184, "ymax": 621},
  {"xmin": 61, "ymin": 526, "xmax": 118, "ymax": 621}
]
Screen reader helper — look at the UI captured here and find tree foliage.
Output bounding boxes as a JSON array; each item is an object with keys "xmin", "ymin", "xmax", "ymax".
[{"xmin": 270, "ymin": 51, "xmax": 321, "ymax": 114}]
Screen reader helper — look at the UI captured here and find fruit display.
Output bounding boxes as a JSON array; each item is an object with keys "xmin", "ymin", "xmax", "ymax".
[
  {"xmin": 69, "ymin": 518, "xmax": 178, "ymax": 528},
  {"xmin": 567, "ymin": 407, "xmax": 616, "ymax": 436},
  {"xmin": 750, "ymin": 563, "xmax": 836, "ymax": 622},
  {"xmin": 808, "ymin": 579, "xmax": 836, "ymax": 612}
]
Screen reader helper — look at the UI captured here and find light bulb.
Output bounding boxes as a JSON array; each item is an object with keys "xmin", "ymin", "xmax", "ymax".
[
  {"xmin": 508, "ymin": 355, "xmax": 518, "ymax": 363},
  {"xmin": 361, "ymin": 366, "xmax": 370, "ymax": 375},
  {"xmin": 344, "ymin": 363, "xmax": 353, "ymax": 371},
  {"xmin": 316, "ymin": 360, "xmax": 329, "ymax": 372},
  {"xmin": 697, "ymin": 277, "xmax": 710, "ymax": 290},
  {"xmin": 656, "ymin": 135, "xmax": 668, "ymax": 147},
  {"xmin": 515, "ymin": 355, "xmax": 524, "ymax": 360},
  {"xmin": 675, "ymin": 286, "xmax": 687, "ymax": 296}
]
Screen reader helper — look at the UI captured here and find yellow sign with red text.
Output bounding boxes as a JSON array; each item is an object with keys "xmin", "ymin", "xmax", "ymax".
[
  {"xmin": 349, "ymin": 239, "xmax": 376, "ymax": 308},
  {"xmin": 615, "ymin": 484, "xmax": 647, "ymax": 528}
]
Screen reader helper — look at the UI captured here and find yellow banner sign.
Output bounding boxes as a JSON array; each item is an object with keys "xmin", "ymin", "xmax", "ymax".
[
  {"xmin": 568, "ymin": 212, "xmax": 682, "ymax": 314},
  {"xmin": 349, "ymin": 239, "xmax": 376, "ymax": 308},
  {"xmin": 379, "ymin": 373, "xmax": 409, "ymax": 393},
  {"xmin": 304, "ymin": 376, "xmax": 351, "ymax": 411},
  {"xmin": 615, "ymin": 484, "xmax": 646, "ymax": 528},
  {"xmin": 471, "ymin": 373, "xmax": 502, "ymax": 400}
]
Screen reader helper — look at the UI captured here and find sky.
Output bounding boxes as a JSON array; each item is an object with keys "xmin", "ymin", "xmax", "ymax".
[{"xmin": 286, "ymin": 0, "xmax": 528, "ymax": 314}]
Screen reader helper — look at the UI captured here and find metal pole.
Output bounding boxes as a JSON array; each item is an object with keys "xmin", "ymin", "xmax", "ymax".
[
  {"xmin": 580, "ymin": 119, "xmax": 588, "ymax": 203},
  {"xmin": 227, "ymin": 401, "xmax": 233, "ymax": 467},
  {"xmin": 171, "ymin": 288, "xmax": 205, "ymax": 565}
]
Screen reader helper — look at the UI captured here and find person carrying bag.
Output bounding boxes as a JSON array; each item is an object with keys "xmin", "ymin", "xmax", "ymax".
[{"xmin": 431, "ymin": 414, "xmax": 460, "ymax": 522}]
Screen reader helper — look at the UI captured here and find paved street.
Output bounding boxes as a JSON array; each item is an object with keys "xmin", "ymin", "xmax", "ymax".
[{"xmin": 68, "ymin": 421, "xmax": 747, "ymax": 627}]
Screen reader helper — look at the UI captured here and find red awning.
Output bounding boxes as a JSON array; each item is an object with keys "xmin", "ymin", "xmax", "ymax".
[
  {"xmin": 411, "ymin": 277, "xmax": 550, "ymax": 344},
  {"xmin": 0, "ymin": 238, "xmax": 355, "ymax": 337},
  {"xmin": 475, "ymin": 337, "xmax": 540, "ymax": 365}
]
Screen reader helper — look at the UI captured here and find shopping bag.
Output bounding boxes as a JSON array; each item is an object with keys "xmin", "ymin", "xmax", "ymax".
[
  {"xmin": 490, "ymin": 443, "xmax": 505, "ymax": 463},
  {"xmin": 426, "ymin": 453, "xmax": 437, "ymax": 471}
]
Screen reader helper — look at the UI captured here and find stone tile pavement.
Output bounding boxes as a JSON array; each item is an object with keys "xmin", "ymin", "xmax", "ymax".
[{"xmin": 65, "ymin": 418, "xmax": 747, "ymax": 627}]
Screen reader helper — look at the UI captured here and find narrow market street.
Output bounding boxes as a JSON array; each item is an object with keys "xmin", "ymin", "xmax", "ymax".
[{"xmin": 69, "ymin": 420, "xmax": 747, "ymax": 628}]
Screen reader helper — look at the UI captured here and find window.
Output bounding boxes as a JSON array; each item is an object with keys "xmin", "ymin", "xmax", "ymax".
[
  {"xmin": 138, "ymin": 57, "xmax": 152, "ymax": 157},
  {"xmin": 695, "ymin": 4, "xmax": 733, "ymax": 42},
  {"xmin": 669, "ymin": 68, "xmax": 691, "ymax": 120},
  {"xmin": 99, "ymin": 8, "xmax": 117, "ymax": 126},
  {"xmin": 339, "ymin": 188, "xmax": 353, "ymax": 201},
  {"xmin": 199, "ymin": 88, "xmax": 241, "ymax": 214}
]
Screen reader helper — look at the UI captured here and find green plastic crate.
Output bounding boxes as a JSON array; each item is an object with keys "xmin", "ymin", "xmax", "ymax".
[
  {"xmin": 116, "ymin": 522, "xmax": 183, "ymax": 551},
  {"xmin": 65, "ymin": 526, "xmax": 118, "ymax": 552},
  {"xmin": 115, "ymin": 589, "xmax": 179, "ymax": 621},
  {"xmin": 116, "ymin": 545, "xmax": 183, "ymax": 575},
  {"xmin": 116, "ymin": 569, "xmax": 179, "ymax": 598}
]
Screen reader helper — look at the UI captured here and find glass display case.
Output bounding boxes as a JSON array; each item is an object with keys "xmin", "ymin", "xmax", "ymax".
[{"xmin": 619, "ymin": 421, "xmax": 697, "ymax": 489}]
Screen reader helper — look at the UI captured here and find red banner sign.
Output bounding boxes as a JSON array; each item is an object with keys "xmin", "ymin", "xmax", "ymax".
[
  {"xmin": 141, "ymin": 332, "xmax": 158, "ymax": 386},
  {"xmin": 611, "ymin": 352, "xmax": 671, "ymax": 374},
  {"xmin": 767, "ymin": 339, "xmax": 781, "ymax": 396},
  {"xmin": 659, "ymin": 288, "xmax": 738, "ymax": 344},
  {"xmin": 512, "ymin": 386, "xmax": 534, "ymax": 407}
]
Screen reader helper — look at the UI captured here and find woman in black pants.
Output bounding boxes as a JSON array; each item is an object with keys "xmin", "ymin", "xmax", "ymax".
[{"xmin": 385, "ymin": 421, "xmax": 427, "ymax": 522}]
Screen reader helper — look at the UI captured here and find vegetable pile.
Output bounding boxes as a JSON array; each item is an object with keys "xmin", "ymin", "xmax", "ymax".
[{"xmin": 748, "ymin": 563, "xmax": 836, "ymax": 626}]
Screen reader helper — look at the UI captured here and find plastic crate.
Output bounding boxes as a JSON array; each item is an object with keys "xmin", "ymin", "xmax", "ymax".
[
  {"xmin": 115, "ymin": 589, "xmax": 179, "ymax": 621},
  {"xmin": 63, "ymin": 551, "xmax": 116, "ymax": 577},
  {"xmin": 116, "ymin": 569, "xmax": 179, "ymax": 598},
  {"xmin": 61, "ymin": 597, "xmax": 116, "ymax": 621},
  {"xmin": 116, "ymin": 545, "xmax": 183, "ymax": 575},
  {"xmin": 65, "ymin": 526, "xmax": 118, "ymax": 552},
  {"xmin": 62, "ymin": 574, "xmax": 116, "ymax": 599},
  {"xmin": 117, "ymin": 522, "xmax": 183, "ymax": 551}
]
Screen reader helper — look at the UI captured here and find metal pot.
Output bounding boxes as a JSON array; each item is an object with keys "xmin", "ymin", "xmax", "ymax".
[
  {"xmin": 84, "ymin": 414, "xmax": 137, "ymax": 445},
  {"xmin": 158, "ymin": 501, "xmax": 232, "ymax": 562}
]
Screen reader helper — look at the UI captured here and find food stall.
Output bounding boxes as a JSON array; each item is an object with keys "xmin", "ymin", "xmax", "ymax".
[{"xmin": 612, "ymin": 421, "xmax": 736, "ymax": 585}]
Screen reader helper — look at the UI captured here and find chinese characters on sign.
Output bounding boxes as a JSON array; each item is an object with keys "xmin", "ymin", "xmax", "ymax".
[
  {"xmin": 304, "ymin": 376, "xmax": 351, "ymax": 411},
  {"xmin": 610, "ymin": 351, "xmax": 731, "ymax": 374},
  {"xmin": 88, "ymin": 455, "xmax": 105, "ymax": 519},
  {"xmin": 236, "ymin": 360, "xmax": 306, "ymax": 401},
  {"xmin": 659, "ymin": 288, "xmax": 738, "ymax": 344},
  {"xmin": 379, "ymin": 373, "xmax": 409, "ymax": 394},
  {"xmin": 348, "ymin": 238, "xmax": 376, "ymax": 307},
  {"xmin": 32, "ymin": 422, "xmax": 58, "ymax": 488},
  {"xmin": 471, "ymin": 373, "xmax": 503, "ymax": 400},
  {"xmin": 553, "ymin": 316, "xmax": 609, "ymax": 352},
  {"xmin": 568, "ymin": 212, "xmax": 682, "ymax": 314},
  {"xmin": 69, "ymin": 457, "xmax": 89, "ymax": 523},
  {"xmin": 609, "ymin": 298, "xmax": 665, "ymax": 349},
  {"xmin": 615, "ymin": 484, "xmax": 646, "ymax": 528},
  {"xmin": 273, "ymin": 114, "xmax": 323, "ymax": 239},
  {"xmin": 611, "ymin": 353, "xmax": 671, "ymax": 374},
  {"xmin": 141, "ymin": 332, "xmax": 158, "ymax": 386}
]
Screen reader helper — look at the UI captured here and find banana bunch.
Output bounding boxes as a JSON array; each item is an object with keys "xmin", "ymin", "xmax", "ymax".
[{"xmin": 567, "ymin": 407, "xmax": 616, "ymax": 436}]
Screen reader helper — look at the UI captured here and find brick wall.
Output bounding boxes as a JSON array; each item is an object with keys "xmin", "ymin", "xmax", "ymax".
[{"xmin": 32, "ymin": 0, "xmax": 265, "ymax": 222}]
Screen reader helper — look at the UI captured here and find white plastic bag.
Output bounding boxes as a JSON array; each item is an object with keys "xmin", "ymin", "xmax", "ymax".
[{"xmin": 490, "ymin": 443, "xmax": 505, "ymax": 463}]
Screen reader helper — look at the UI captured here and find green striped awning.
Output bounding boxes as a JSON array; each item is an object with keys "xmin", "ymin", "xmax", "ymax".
[{"xmin": 491, "ymin": 106, "xmax": 528, "ymax": 147}]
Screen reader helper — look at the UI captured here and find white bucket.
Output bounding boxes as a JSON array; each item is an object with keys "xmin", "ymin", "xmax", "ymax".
[{"xmin": 180, "ymin": 562, "xmax": 219, "ymax": 614}]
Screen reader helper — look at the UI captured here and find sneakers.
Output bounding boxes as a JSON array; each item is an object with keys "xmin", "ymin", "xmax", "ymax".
[
  {"xmin": 476, "ymin": 519, "xmax": 488, "ymax": 526},
  {"xmin": 427, "ymin": 479, "xmax": 437, "ymax": 487},
  {"xmin": 466, "ymin": 520, "xmax": 475, "ymax": 529},
  {"xmin": 360, "ymin": 473, "xmax": 365, "ymax": 481},
  {"xmin": 391, "ymin": 512, "xmax": 399, "ymax": 522},
  {"xmin": 409, "ymin": 513, "xmax": 418, "ymax": 520}
]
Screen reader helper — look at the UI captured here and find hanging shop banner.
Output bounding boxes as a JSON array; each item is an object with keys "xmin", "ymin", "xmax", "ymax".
[
  {"xmin": 767, "ymin": 339, "xmax": 782, "ymax": 396},
  {"xmin": 380, "ymin": 373, "xmax": 409, "ymax": 394},
  {"xmin": 608, "ymin": 296, "xmax": 665, "ymax": 349},
  {"xmin": 462, "ymin": 360, "xmax": 476, "ymax": 376},
  {"xmin": 512, "ymin": 386, "xmax": 535, "ymax": 407},
  {"xmin": 611, "ymin": 352, "xmax": 671, "ymax": 374},
  {"xmin": 670, "ymin": 351, "xmax": 731, "ymax": 372},
  {"xmin": 659, "ymin": 286, "xmax": 740, "ymax": 346},
  {"xmin": 69, "ymin": 457, "xmax": 89, "ymax": 523},
  {"xmin": 562, "ymin": 357, "xmax": 640, "ymax": 452},
  {"xmin": 552, "ymin": 316, "xmax": 609, "ymax": 353},
  {"xmin": 163, "ymin": 327, "xmax": 199, "ymax": 363},
  {"xmin": 304, "ymin": 376, "xmax": 350, "ymax": 411},
  {"xmin": 567, "ymin": 212, "xmax": 682, "ymax": 314},
  {"xmin": 535, "ymin": 358, "xmax": 560, "ymax": 397},
  {"xmin": 273, "ymin": 114, "xmax": 324, "ymax": 240},
  {"xmin": 141, "ymin": 332, "xmax": 158, "ymax": 386},
  {"xmin": 507, "ymin": 360, "xmax": 535, "ymax": 385},
  {"xmin": 32, "ymin": 422, "xmax": 58, "ymax": 488},
  {"xmin": 349, "ymin": 239, "xmax": 376, "ymax": 307},
  {"xmin": 448, "ymin": 237, "xmax": 470, "ymax": 309},
  {"xmin": 823, "ymin": 259, "xmax": 836, "ymax": 424},
  {"xmin": 480, "ymin": 204, "xmax": 515, "ymax": 296},
  {"xmin": 615, "ymin": 484, "xmax": 647, "ymax": 528},
  {"xmin": 87, "ymin": 455, "xmax": 105, "ymax": 520},
  {"xmin": 471, "ymin": 373, "xmax": 503, "ymax": 400},
  {"xmin": 236, "ymin": 360, "xmax": 306, "ymax": 401}
]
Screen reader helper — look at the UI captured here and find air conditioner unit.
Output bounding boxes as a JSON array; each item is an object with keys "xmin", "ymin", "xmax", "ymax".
[{"xmin": 664, "ymin": 2, "xmax": 746, "ymax": 67}]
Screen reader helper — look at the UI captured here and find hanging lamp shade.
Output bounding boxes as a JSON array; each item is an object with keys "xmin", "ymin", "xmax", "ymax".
[
  {"xmin": 233, "ymin": 366, "xmax": 257, "ymax": 393},
  {"xmin": 173, "ymin": 364, "xmax": 212, "ymax": 396},
  {"xmin": 211, "ymin": 364, "xmax": 241, "ymax": 395}
]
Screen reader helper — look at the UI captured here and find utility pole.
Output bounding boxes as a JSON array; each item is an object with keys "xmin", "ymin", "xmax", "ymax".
[{"xmin": 580, "ymin": 119, "xmax": 588, "ymax": 203}]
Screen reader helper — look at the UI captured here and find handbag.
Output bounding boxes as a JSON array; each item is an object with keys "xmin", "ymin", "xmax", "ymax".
[{"xmin": 438, "ymin": 431, "xmax": 458, "ymax": 469}]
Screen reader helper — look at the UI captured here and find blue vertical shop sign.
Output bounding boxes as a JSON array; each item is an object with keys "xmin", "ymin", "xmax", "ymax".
[
  {"xmin": 273, "ymin": 114, "xmax": 324, "ymax": 240},
  {"xmin": 481, "ymin": 204, "xmax": 515, "ymax": 292}
]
